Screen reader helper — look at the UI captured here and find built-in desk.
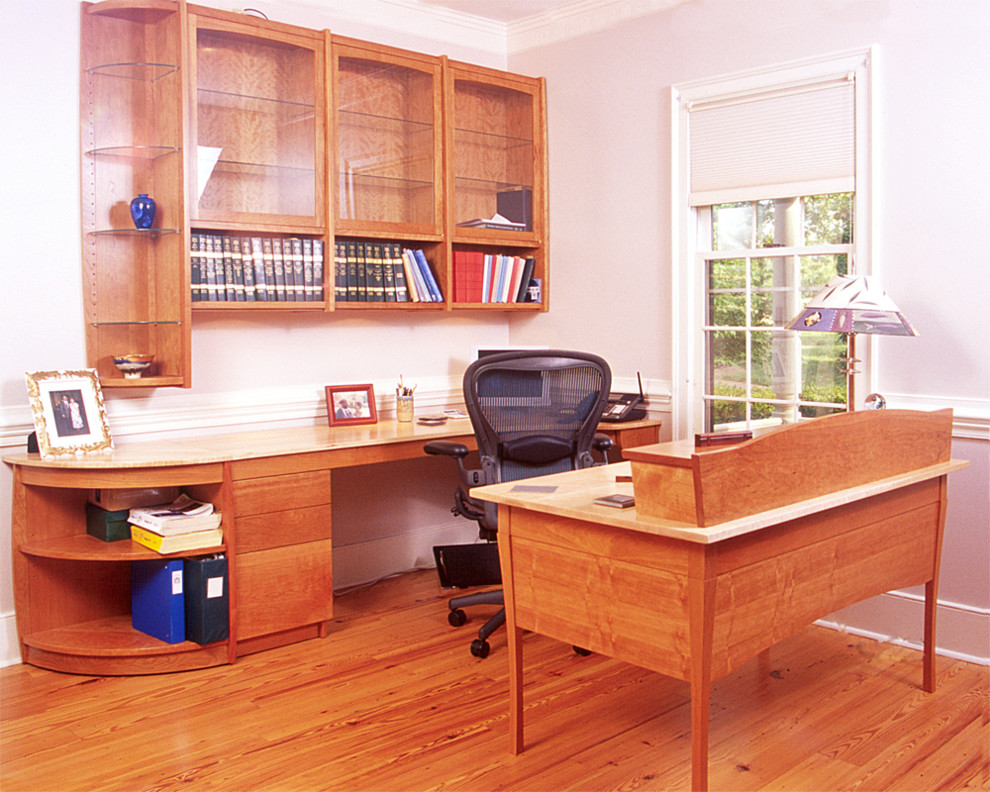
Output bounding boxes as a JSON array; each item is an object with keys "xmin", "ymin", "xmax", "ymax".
[
  {"xmin": 473, "ymin": 410, "xmax": 966, "ymax": 791},
  {"xmin": 4, "ymin": 417, "xmax": 659, "ymax": 675}
]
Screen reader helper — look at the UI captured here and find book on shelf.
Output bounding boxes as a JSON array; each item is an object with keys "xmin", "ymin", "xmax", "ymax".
[
  {"xmin": 389, "ymin": 243, "xmax": 409, "ymax": 302},
  {"xmin": 128, "ymin": 494, "xmax": 221, "ymax": 535},
  {"xmin": 190, "ymin": 234, "xmax": 203, "ymax": 301},
  {"xmin": 272, "ymin": 237, "xmax": 287, "ymax": 301},
  {"xmin": 189, "ymin": 234, "xmax": 326, "ymax": 303},
  {"xmin": 334, "ymin": 241, "xmax": 348, "ymax": 302},
  {"xmin": 131, "ymin": 524, "xmax": 224, "ymax": 554},
  {"xmin": 131, "ymin": 558, "xmax": 185, "ymax": 643},
  {"xmin": 302, "ymin": 238, "xmax": 315, "ymax": 301},
  {"xmin": 222, "ymin": 235, "xmax": 237, "ymax": 301},
  {"xmin": 336, "ymin": 240, "xmax": 438, "ymax": 303},
  {"xmin": 313, "ymin": 239, "xmax": 325, "ymax": 301},
  {"xmin": 453, "ymin": 251, "xmax": 535, "ymax": 303},
  {"xmin": 456, "ymin": 212, "xmax": 526, "ymax": 231},
  {"xmin": 184, "ymin": 555, "xmax": 229, "ymax": 645}
]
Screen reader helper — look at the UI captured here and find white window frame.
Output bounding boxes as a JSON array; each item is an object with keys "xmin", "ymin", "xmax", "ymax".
[{"xmin": 670, "ymin": 47, "xmax": 876, "ymax": 441}]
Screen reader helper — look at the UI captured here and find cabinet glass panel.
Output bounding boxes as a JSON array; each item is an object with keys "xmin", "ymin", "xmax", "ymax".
[
  {"xmin": 193, "ymin": 27, "xmax": 320, "ymax": 223},
  {"xmin": 336, "ymin": 57, "xmax": 437, "ymax": 228},
  {"xmin": 452, "ymin": 80, "xmax": 534, "ymax": 232}
]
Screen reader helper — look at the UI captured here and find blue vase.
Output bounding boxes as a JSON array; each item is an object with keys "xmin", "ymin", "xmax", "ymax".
[{"xmin": 130, "ymin": 194, "xmax": 156, "ymax": 229}]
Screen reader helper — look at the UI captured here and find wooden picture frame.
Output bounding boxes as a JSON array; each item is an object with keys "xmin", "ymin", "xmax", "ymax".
[
  {"xmin": 325, "ymin": 384, "xmax": 377, "ymax": 426},
  {"xmin": 25, "ymin": 369, "xmax": 113, "ymax": 459}
]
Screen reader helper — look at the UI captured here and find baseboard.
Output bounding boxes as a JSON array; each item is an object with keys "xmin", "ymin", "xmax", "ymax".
[
  {"xmin": 1, "ymin": 611, "xmax": 19, "ymax": 669},
  {"xmin": 331, "ymin": 519, "xmax": 480, "ymax": 593},
  {"xmin": 817, "ymin": 590, "xmax": 989, "ymax": 666}
]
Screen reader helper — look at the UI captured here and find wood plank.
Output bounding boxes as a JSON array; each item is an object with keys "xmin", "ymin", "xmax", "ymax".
[{"xmin": 0, "ymin": 571, "xmax": 986, "ymax": 792}]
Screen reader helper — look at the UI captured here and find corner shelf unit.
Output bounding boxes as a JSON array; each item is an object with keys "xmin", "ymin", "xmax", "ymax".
[
  {"xmin": 10, "ymin": 463, "xmax": 227, "ymax": 675},
  {"xmin": 81, "ymin": 0, "xmax": 549, "ymax": 387},
  {"xmin": 81, "ymin": 0, "xmax": 191, "ymax": 388}
]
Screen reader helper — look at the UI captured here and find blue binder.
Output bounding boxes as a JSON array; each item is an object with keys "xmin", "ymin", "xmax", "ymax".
[{"xmin": 131, "ymin": 559, "xmax": 185, "ymax": 644}]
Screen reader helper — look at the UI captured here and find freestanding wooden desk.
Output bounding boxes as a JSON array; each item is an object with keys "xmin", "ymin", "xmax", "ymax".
[{"xmin": 472, "ymin": 410, "xmax": 966, "ymax": 791}]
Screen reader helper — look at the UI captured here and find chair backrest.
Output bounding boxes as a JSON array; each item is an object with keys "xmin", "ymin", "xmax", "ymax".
[{"xmin": 463, "ymin": 351, "xmax": 612, "ymax": 499}]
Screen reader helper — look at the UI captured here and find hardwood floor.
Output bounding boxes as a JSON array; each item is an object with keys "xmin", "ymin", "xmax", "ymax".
[{"xmin": 2, "ymin": 570, "xmax": 987, "ymax": 792}]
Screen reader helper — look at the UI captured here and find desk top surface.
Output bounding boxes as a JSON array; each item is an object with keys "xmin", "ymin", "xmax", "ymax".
[
  {"xmin": 3, "ymin": 417, "xmax": 662, "ymax": 472},
  {"xmin": 472, "ymin": 458, "xmax": 968, "ymax": 545},
  {"xmin": 3, "ymin": 419, "xmax": 476, "ymax": 471}
]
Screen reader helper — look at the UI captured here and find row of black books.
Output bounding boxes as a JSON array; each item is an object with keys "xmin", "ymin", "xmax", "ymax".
[
  {"xmin": 191, "ymin": 233, "xmax": 325, "ymax": 302},
  {"xmin": 334, "ymin": 240, "xmax": 443, "ymax": 303}
]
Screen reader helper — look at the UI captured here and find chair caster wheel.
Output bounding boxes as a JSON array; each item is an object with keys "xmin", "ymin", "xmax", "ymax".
[
  {"xmin": 470, "ymin": 639, "xmax": 491, "ymax": 658},
  {"xmin": 448, "ymin": 608, "xmax": 467, "ymax": 627},
  {"xmin": 573, "ymin": 645, "xmax": 592, "ymax": 656}
]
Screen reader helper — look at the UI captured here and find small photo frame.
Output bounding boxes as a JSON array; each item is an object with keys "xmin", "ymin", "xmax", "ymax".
[
  {"xmin": 25, "ymin": 369, "xmax": 113, "ymax": 459},
  {"xmin": 325, "ymin": 384, "xmax": 377, "ymax": 426}
]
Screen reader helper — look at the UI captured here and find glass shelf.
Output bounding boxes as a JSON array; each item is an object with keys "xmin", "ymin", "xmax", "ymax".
[
  {"xmin": 197, "ymin": 88, "xmax": 315, "ymax": 124},
  {"xmin": 88, "ymin": 228, "xmax": 181, "ymax": 238},
  {"xmin": 90, "ymin": 320, "xmax": 183, "ymax": 327},
  {"xmin": 87, "ymin": 61, "xmax": 178, "ymax": 81},
  {"xmin": 453, "ymin": 127, "xmax": 533, "ymax": 147},
  {"xmin": 86, "ymin": 145, "xmax": 180, "ymax": 160},
  {"xmin": 339, "ymin": 109, "xmax": 433, "ymax": 134}
]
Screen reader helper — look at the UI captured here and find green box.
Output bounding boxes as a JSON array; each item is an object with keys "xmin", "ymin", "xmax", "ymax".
[{"xmin": 85, "ymin": 503, "xmax": 131, "ymax": 542}]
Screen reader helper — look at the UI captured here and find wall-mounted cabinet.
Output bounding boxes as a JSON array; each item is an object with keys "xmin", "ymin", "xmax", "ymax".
[
  {"xmin": 80, "ymin": 0, "xmax": 549, "ymax": 386},
  {"xmin": 446, "ymin": 62, "xmax": 548, "ymax": 311}
]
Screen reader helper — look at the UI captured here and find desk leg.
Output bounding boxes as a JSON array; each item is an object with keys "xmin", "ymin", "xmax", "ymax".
[
  {"xmin": 500, "ymin": 506, "xmax": 525, "ymax": 754},
  {"xmin": 688, "ymin": 550, "xmax": 717, "ymax": 792},
  {"xmin": 924, "ymin": 476, "xmax": 949, "ymax": 694},
  {"xmin": 508, "ymin": 623, "xmax": 524, "ymax": 754}
]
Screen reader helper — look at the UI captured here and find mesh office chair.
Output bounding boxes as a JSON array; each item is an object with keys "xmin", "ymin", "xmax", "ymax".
[{"xmin": 425, "ymin": 350, "xmax": 613, "ymax": 657}]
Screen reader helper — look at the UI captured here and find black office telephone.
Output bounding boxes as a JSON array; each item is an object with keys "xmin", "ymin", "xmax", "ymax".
[{"xmin": 601, "ymin": 372, "xmax": 647, "ymax": 423}]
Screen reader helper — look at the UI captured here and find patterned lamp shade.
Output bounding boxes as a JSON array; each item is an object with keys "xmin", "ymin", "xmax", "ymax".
[{"xmin": 786, "ymin": 274, "xmax": 918, "ymax": 336}]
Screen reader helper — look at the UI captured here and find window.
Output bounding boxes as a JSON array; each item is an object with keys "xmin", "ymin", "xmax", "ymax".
[
  {"xmin": 701, "ymin": 193, "xmax": 853, "ymax": 430},
  {"xmin": 671, "ymin": 48, "xmax": 874, "ymax": 439}
]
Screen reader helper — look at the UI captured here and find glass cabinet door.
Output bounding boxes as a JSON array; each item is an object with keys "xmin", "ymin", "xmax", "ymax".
[
  {"xmin": 333, "ymin": 40, "xmax": 443, "ymax": 236},
  {"xmin": 190, "ymin": 18, "xmax": 326, "ymax": 230},
  {"xmin": 448, "ymin": 65, "xmax": 545, "ymax": 240}
]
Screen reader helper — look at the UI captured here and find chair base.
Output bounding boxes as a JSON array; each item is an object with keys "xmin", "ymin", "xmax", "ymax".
[{"xmin": 446, "ymin": 588, "xmax": 505, "ymax": 658}]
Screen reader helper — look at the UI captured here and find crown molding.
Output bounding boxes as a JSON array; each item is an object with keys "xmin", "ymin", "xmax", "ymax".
[
  {"xmin": 206, "ymin": 0, "xmax": 691, "ymax": 59},
  {"xmin": 219, "ymin": 0, "xmax": 507, "ymax": 56},
  {"xmin": 507, "ymin": 0, "xmax": 687, "ymax": 54}
]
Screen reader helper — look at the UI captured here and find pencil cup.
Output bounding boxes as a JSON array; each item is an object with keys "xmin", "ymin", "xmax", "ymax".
[{"xmin": 396, "ymin": 393, "xmax": 414, "ymax": 422}]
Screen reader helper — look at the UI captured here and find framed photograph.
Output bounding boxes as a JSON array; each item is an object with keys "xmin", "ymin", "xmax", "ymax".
[
  {"xmin": 25, "ymin": 369, "xmax": 113, "ymax": 459},
  {"xmin": 325, "ymin": 384, "xmax": 377, "ymax": 426}
]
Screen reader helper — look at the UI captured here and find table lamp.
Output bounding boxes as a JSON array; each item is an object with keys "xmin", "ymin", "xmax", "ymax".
[{"xmin": 786, "ymin": 274, "xmax": 917, "ymax": 409}]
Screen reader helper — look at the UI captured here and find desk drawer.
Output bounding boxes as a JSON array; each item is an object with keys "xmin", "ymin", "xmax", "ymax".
[
  {"xmin": 235, "ymin": 504, "xmax": 331, "ymax": 553},
  {"xmin": 235, "ymin": 539, "xmax": 333, "ymax": 641},
  {"xmin": 232, "ymin": 469, "xmax": 331, "ymax": 517}
]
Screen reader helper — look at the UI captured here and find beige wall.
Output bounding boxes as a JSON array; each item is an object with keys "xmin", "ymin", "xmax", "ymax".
[{"xmin": 1, "ymin": 0, "xmax": 986, "ymax": 665}]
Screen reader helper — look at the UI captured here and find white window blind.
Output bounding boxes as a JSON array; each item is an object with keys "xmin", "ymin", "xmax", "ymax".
[{"xmin": 688, "ymin": 75, "xmax": 856, "ymax": 206}]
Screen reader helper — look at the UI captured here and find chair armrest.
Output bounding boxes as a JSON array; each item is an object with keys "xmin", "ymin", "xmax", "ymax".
[{"xmin": 424, "ymin": 440, "xmax": 471, "ymax": 458}]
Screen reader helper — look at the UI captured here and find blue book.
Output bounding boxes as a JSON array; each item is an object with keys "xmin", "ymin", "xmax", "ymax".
[
  {"xmin": 131, "ymin": 559, "xmax": 185, "ymax": 644},
  {"xmin": 412, "ymin": 248, "xmax": 442, "ymax": 302}
]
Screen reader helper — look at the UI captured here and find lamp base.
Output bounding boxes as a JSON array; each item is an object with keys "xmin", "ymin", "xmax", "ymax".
[{"xmin": 863, "ymin": 392, "xmax": 886, "ymax": 410}]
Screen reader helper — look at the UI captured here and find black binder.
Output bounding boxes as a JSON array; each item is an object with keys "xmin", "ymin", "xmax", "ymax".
[{"xmin": 183, "ymin": 555, "xmax": 229, "ymax": 645}]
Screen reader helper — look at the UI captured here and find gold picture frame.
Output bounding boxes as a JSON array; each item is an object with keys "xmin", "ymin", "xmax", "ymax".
[{"xmin": 25, "ymin": 369, "xmax": 113, "ymax": 459}]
